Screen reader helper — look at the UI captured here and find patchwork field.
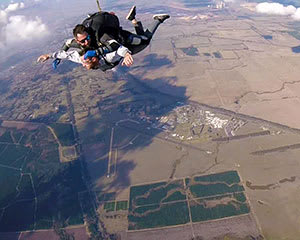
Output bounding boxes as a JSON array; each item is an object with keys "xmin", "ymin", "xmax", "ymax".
[
  {"xmin": 127, "ymin": 171, "xmax": 250, "ymax": 231},
  {"xmin": 0, "ymin": 122, "xmax": 85, "ymax": 232}
]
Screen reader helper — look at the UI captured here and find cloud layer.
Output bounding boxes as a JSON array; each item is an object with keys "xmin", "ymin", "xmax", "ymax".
[
  {"xmin": 256, "ymin": 2, "xmax": 300, "ymax": 20},
  {"xmin": 0, "ymin": 2, "xmax": 24, "ymax": 24},
  {"xmin": 0, "ymin": 2, "xmax": 49, "ymax": 49}
]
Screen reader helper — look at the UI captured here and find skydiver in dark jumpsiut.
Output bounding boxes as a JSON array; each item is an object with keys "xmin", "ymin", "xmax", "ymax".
[{"xmin": 37, "ymin": 6, "xmax": 170, "ymax": 71}]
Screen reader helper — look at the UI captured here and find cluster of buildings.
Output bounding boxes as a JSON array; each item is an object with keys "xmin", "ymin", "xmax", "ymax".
[{"xmin": 120, "ymin": 102, "xmax": 245, "ymax": 142}]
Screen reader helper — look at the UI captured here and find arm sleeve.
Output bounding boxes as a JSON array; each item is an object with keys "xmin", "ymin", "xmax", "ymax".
[
  {"xmin": 116, "ymin": 45, "xmax": 131, "ymax": 58},
  {"xmin": 103, "ymin": 45, "xmax": 131, "ymax": 63},
  {"xmin": 51, "ymin": 50, "xmax": 82, "ymax": 64}
]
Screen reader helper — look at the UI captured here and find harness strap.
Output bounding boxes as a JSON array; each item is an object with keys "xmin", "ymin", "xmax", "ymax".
[{"xmin": 96, "ymin": 0, "xmax": 102, "ymax": 12}]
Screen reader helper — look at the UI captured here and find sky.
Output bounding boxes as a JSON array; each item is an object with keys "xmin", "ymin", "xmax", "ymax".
[
  {"xmin": 0, "ymin": 0, "xmax": 118, "ymax": 51},
  {"xmin": 0, "ymin": 1, "xmax": 50, "ymax": 50},
  {"xmin": 1, "ymin": 0, "xmax": 300, "ymax": 68}
]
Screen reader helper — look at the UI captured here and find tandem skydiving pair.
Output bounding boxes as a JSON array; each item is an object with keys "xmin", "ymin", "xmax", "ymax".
[{"xmin": 37, "ymin": 6, "xmax": 170, "ymax": 71}]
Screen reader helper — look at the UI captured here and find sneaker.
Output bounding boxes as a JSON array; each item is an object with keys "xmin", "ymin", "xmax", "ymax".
[
  {"xmin": 153, "ymin": 14, "xmax": 170, "ymax": 23},
  {"xmin": 126, "ymin": 5, "xmax": 136, "ymax": 21}
]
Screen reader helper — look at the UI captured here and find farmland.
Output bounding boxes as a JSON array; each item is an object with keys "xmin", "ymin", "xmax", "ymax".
[
  {"xmin": 0, "ymin": 123, "xmax": 85, "ymax": 232},
  {"xmin": 127, "ymin": 171, "xmax": 250, "ymax": 230}
]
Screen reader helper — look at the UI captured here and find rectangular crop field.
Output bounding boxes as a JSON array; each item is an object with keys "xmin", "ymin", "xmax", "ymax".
[{"xmin": 128, "ymin": 171, "xmax": 250, "ymax": 231}]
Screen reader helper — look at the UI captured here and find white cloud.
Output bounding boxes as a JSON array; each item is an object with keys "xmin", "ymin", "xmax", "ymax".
[
  {"xmin": 5, "ymin": 2, "xmax": 25, "ymax": 13},
  {"xmin": 0, "ymin": 2, "xmax": 25, "ymax": 24},
  {"xmin": 256, "ymin": 2, "xmax": 296, "ymax": 15},
  {"xmin": 256, "ymin": 2, "xmax": 300, "ymax": 21},
  {"xmin": 292, "ymin": 8, "xmax": 300, "ymax": 20},
  {"xmin": 0, "ymin": 2, "xmax": 49, "ymax": 49},
  {"xmin": 0, "ymin": 10, "xmax": 7, "ymax": 24},
  {"xmin": 4, "ymin": 15, "xmax": 49, "ymax": 43}
]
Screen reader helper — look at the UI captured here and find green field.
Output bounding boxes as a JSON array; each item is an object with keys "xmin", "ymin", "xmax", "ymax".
[
  {"xmin": 35, "ymin": 219, "xmax": 53, "ymax": 229},
  {"xmin": 104, "ymin": 201, "xmax": 115, "ymax": 212},
  {"xmin": 128, "ymin": 201, "xmax": 190, "ymax": 230},
  {"xmin": 133, "ymin": 204, "xmax": 160, "ymax": 215},
  {"xmin": 129, "ymin": 180, "xmax": 185, "ymax": 208},
  {"xmin": 17, "ymin": 174, "xmax": 35, "ymax": 200},
  {"xmin": 116, "ymin": 201, "xmax": 128, "ymax": 211},
  {"xmin": 128, "ymin": 180, "xmax": 188, "ymax": 230},
  {"xmin": 12, "ymin": 131, "xmax": 23, "ymax": 143},
  {"xmin": 190, "ymin": 192, "xmax": 250, "ymax": 222},
  {"xmin": 0, "ymin": 144, "xmax": 30, "ymax": 166},
  {"xmin": 186, "ymin": 171, "xmax": 244, "ymax": 199},
  {"xmin": 0, "ymin": 130, "xmax": 14, "ymax": 143},
  {"xmin": 49, "ymin": 123, "xmax": 75, "ymax": 146},
  {"xmin": 189, "ymin": 182, "xmax": 244, "ymax": 199},
  {"xmin": 0, "ymin": 144, "xmax": 7, "ymax": 154},
  {"xmin": 186, "ymin": 171, "xmax": 241, "ymax": 186},
  {"xmin": 78, "ymin": 191, "xmax": 98, "ymax": 217},
  {"xmin": 0, "ymin": 168, "xmax": 20, "ymax": 208},
  {"xmin": 0, "ymin": 125, "xmax": 87, "ymax": 232},
  {"xmin": 128, "ymin": 171, "xmax": 250, "ymax": 231},
  {"xmin": 0, "ymin": 200, "xmax": 35, "ymax": 232},
  {"xmin": 97, "ymin": 192, "xmax": 116, "ymax": 202},
  {"xmin": 162, "ymin": 191, "xmax": 186, "ymax": 203}
]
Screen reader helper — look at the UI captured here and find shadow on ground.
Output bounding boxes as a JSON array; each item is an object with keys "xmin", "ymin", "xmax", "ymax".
[{"xmin": 0, "ymin": 51, "xmax": 188, "ymax": 235}]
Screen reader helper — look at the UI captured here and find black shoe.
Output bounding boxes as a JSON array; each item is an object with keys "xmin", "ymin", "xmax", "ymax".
[
  {"xmin": 153, "ymin": 14, "xmax": 170, "ymax": 23},
  {"xmin": 126, "ymin": 5, "xmax": 136, "ymax": 21}
]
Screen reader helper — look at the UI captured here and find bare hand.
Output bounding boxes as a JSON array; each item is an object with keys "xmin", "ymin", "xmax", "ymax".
[
  {"xmin": 80, "ymin": 56, "xmax": 91, "ymax": 69},
  {"xmin": 121, "ymin": 52, "xmax": 133, "ymax": 67},
  {"xmin": 37, "ymin": 54, "xmax": 50, "ymax": 63}
]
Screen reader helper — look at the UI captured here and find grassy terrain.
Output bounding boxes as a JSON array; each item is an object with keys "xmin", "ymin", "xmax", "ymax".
[
  {"xmin": 16, "ymin": 174, "xmax": 35, "ymax": 200},
  {"xmin": 97, "ymin": 192, "xmax": 116, "ymax": 202},
  {"xmin": 49, "ymin": 123, "xmax": 75, "ymax": 146},
  {"xmin": 128, "ymin": 171, "xmax": 249, "ymax": 230},
  {"xmin": 0, "ymin": 200, "xmax": 35, "ymax": 232},
  {"xmin": 129, "ymin": 180, "xmax": 184, "ymax": 208},
  {"xmin": 104, "ymin": 202, "xmax": 116, "ymax": 212},
  {"xmin": 190, "ymin": 193, "xmax": 250, "ymax": 222},
  {"xmin": 187, "ymin": 171, "xmax": 244, "ymax": 198},
  {"xmin": 0, "ymin": 168, "xmax": 20, "ymax": 208},
  {"xmin": 189, "ymin": 182, "xmax": 244, "ymax": 199},
  {"xmin": 0, "ymin": 144, "xmax": 30, "ymax": 166},
  {"xmin": 0, "ymin": 130, "xmax": 13, "ymax": 143},
  {"xmin": 0, "ymin": 125, "xmax": 86, "ymax": 232},
  {"xmin": 188, "ymin": 171, "xmax": 241, "ymax": 186},
  {"xmin": 128, "ymin": 201, "xmax": 190, "ymax": 230},
  {"xmin": 162, "ymin": 191, "xmax": 186, "ymax": 203},
  {"xmin": 116, "ymin": 201, "xmax": 128, "ymax": 211}
]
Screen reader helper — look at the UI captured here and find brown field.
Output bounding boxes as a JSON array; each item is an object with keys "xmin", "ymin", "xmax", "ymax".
[
  {"xmin": 192, "ymin": 214, "xmax": 261, "ymax": 240},
  {"xmin": 125, "ymin": 224, "xmax": 193, "ymax": 240},
  {"xmin": 1, "ymin": 121, "xmax": 40, "ymax": 131},
  {"xmin": 132, "ymin": 7, "xmax": 300, "ymax": 130},
  {"xmin": 2, "ymin": 2, "xmax": 298, "ymax": 239}
]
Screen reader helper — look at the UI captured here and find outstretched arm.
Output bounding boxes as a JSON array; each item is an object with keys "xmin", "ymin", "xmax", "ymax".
[
  {"xmin": 37, "ymin": 54, "xmax": 51, "ymax": 62},
  {"xmin": 121, "ymin": 52, "xmax": 133, "ymax": 67},
  {"xmin": 37, "ymin": 50, "xmax": 83, "ymax": 64},
  {"xmin": 101, "ymin": 45, "xmax": 133, "ymax": 67}
]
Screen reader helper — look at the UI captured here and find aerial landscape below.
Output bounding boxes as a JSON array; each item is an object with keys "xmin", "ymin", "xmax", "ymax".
[{"xmin": 1, "ymin": 0, "xmax": 300, "ymax": 239}]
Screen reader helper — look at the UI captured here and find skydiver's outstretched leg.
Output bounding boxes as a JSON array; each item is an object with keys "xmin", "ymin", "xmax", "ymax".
[
  {"xmin": 126, "ymin": 6, "xmax": 145, "ymax": 35},
  {"xmin": 123, "ymin": 6, "xmax": 170, "ymax": 54},
  {"xmin": 126, "ymin": 5, "xmax": 169, "ymax": 38},
  {"xmin": 144, "ymin": 14, "xmax": 170, "ymax": 39}
]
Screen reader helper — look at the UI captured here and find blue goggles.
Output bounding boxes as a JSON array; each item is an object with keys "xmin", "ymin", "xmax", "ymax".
[{"xmin": 79, "ymin": 35, "xmax": 90, "ymax": 43}]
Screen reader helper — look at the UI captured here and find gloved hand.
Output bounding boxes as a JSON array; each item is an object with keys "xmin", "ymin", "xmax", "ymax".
[
  {"xmin": 84, "ymin": 50, "xmax": 97, "ymax": 60},
  {"xmin": 52, "ymin": 58, "xmax": 61, "ymax": 70}
]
